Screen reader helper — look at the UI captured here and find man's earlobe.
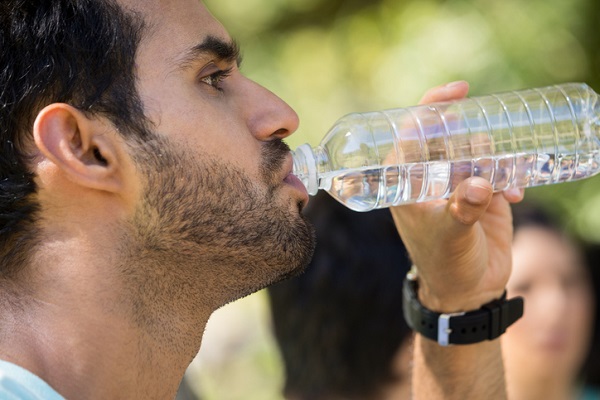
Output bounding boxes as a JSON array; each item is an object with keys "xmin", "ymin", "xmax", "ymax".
[{"xmin": 33, "ymin": 103, "xmax": 124, "ymax": 193}]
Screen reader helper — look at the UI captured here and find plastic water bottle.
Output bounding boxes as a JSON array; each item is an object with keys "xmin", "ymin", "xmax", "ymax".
[{"xmin": 292, "ymin": 83, "xmax": 600, "ymax": 212}]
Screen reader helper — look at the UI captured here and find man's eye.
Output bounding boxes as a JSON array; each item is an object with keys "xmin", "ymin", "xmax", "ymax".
[{"xmin": 200, "ymin": 68, "xmax": 232, "ymax": 92}]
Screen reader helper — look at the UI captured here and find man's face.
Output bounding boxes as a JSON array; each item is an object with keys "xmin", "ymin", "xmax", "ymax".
[
  {"xmin": 129, "ymin": 0, "xmax": 305, "ymax": 206},
  {"xmin": 118, "ymin": 0, "xmax": 315, "ymax": 308}
]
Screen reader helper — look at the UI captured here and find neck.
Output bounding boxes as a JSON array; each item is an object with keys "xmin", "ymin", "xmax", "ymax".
[{"xmin": 0, "ymin": 230, "xmax": 212, "ymax": 399}]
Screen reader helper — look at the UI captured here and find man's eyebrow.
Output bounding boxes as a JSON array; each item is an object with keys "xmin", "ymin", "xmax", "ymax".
[{"xmin": 176, "ymin": 35, "xmax": 243, "ymax": 70}]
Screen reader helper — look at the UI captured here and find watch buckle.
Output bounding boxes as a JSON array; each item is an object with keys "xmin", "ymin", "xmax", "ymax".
[{"xmin": 438, "ymin": 312, "xmax": 465, "ymax": 346}]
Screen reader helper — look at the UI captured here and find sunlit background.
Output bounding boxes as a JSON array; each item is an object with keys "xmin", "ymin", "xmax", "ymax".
[{"xmin": 185, "ymin": 0, "xmax": 600, "ymax": 398}]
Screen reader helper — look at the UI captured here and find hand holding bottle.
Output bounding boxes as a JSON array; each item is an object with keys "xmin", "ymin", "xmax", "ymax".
[
  {"xmin": 391, "ymin": 81, "xmax": 524, "ymax": 311},
  {"xmin": 390, "ymin": 81, "xmax": 524, "ymax": 399}
]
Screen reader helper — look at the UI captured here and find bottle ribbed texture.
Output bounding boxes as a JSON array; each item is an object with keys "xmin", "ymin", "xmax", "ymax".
[{"xmin": 293, "ymin": 83, "xmax": 600, "ymax": 212}]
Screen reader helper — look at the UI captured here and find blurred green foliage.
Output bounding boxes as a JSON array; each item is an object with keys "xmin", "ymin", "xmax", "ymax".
[{"xmin": 194, "ymin": 1, "xmax": 600, "ymax": 399}]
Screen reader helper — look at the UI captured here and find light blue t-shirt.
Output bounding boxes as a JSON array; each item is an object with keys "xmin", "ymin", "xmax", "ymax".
[
  {"xmin": 581, "ymin": 386, "xmax": 600, "ymax": 400},
  {"xmin": 0, "ymin": 360, "xmax": 64, "ymax": 400}
]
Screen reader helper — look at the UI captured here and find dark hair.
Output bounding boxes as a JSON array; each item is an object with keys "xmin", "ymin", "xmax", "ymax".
[
  {"xmin": 0, "ymin": 0, "xmax": 147, "ymax": 275},
  {"xmin": 511, "ymin": 201, "xmax": 563, "ymax": 234},
  {"xmin": 268, "ymin": 192, "xmax": 413, "ymax": 400}
]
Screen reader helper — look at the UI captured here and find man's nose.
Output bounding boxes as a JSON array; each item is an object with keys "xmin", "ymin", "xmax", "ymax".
[{"xmin": 238, "ymin": 78, "xmax": 300, "ymax": 141}]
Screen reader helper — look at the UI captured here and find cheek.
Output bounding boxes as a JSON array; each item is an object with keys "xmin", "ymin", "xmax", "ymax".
[
  {"xmin": 565, "ymin": 293, "xmax": 594, "ymax": 338},
  {"xmin": 503, "ymin": 317, "xmax": 532, "ymax": 350},
  {"xmin": 502, "ymin": 294, "xmax": 545, "ymax": 355},
  {"xmin": 502, "ymin": 328, "xmax": 530, "ymax": 377},
  {"xmin": 146, "ymin": 82, "xmax": 255, "ymax": 151},
  {"xmin": 173, "ymin": 115, "xmax": 264, "ymax": 177},
  {"xmin": 142, "ymin": 81, "xmax": 268, "ymax": 182}
]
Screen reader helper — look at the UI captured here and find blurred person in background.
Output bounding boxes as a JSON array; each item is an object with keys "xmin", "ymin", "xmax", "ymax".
[
  {"xmin": 269, "ymin": 192, "xmax": 413, "ymax": 400},
  {"xmin": 503, "ymin": 203, "xmax": 599, "ymax": 400}
]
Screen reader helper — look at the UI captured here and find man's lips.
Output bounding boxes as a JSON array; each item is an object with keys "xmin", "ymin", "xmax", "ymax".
[{"xmin": 282, "ymin": 155, "xmax": 310, "ymax": 207}]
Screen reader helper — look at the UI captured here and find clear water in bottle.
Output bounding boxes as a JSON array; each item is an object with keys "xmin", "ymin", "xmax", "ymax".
[{"xmin": 292, "ymin": 83, "xmax": 600, "ymax": 212}]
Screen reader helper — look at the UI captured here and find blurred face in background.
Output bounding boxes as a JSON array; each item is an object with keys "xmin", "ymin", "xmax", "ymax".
[{"xmin": 503, "ymin": 226, "xmax": 594, "ymax": 390}]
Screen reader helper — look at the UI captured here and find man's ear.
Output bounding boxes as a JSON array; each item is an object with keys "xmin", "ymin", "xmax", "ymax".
[{"xmin": 33, "ymin": 103, "xmax": 124, "ymax": 193}]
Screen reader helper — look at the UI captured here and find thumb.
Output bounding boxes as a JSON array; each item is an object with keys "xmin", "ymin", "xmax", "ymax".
[{"xmin": 446, "ymin": 177, "xmax": 494, "ymax": 227}]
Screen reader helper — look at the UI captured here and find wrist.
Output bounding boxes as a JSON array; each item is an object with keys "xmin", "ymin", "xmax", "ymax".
[
  {"xmin": 418, "ymin": 283, "xmax": 506, "ymax": 313},
  {"xmin": 403, "ymin": 271, "xmax": 524, "ymax": 346},
  {"xmin": 411, "ymin": 266, "xmax": 506, "ymax": 313}
]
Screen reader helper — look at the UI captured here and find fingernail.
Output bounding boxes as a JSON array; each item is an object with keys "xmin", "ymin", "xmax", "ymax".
[
  {"xmin": 504, "ymin": 188, "xmax": 523, "ymax": 198},
  {"xmin": 445, "ymin": 80, "xmax": 466, "ymax": 89},
  {"xmin": 465, "ymin": 184, "xmax": 491, "ymax": 204}
]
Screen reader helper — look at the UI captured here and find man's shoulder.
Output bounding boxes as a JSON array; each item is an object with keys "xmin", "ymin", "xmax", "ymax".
[{"xmin": 0, "ymin": 360, "xmax": 64, "ymax": 400}]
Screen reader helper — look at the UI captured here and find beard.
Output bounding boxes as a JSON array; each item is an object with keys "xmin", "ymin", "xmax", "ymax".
[{"xmin": 119, "ymin": 132, "xmax": 315, "ymax": 328}]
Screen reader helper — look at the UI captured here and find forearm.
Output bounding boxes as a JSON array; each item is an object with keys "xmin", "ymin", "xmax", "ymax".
[
  {"xmin": 409, "ymin": 283, "xmax": 510, "ymax": 399},
  {"xmin": 413, "ymin": 336, "xmax": 506, "ymax": 400},
  {"xmin": 389, "ymin": 83, "xmax": 524, "ymax": 400},
  {"xmin": 393, "ymin": 189, "xmax": 522, "ymax": 400}
]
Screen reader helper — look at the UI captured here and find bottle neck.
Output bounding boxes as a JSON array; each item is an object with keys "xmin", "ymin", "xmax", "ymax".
[{"xmin": 292, "ymin": 144, "xmax": 329, "ymax": 195}]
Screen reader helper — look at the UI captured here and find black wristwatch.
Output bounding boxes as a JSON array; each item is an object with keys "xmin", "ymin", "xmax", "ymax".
[{"xmin": 402, "ymin": 268, "xmax": 524, "ymax": 346}]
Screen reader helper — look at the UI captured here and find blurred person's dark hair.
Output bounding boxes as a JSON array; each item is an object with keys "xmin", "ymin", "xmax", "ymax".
[
  {"xmin": 268, "ymin": 192, "xmax": 412, "ymax": 400},
  {"xmin": 511, "ymin": 201, "xmax": 568, "ymax": 235}
]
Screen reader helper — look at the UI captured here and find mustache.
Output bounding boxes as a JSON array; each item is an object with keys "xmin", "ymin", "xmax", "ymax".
[{"xmin": 261, "ymin": 139, "xmax": 291, "ymax": 183}]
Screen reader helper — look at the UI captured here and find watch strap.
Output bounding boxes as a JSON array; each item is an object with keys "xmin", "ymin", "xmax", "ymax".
[{"xmin": 403, "ymin": 276, "xmax": 524, "ymax": 346}]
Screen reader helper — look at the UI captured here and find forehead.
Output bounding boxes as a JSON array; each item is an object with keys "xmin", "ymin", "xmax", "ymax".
[
  {"xmin": 119, "ymin": 0, "xmax": 230, "ymax": 60},
  {"xmin": 511, "ymin": 227, "xmax": 582, "ymax": 280}
]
